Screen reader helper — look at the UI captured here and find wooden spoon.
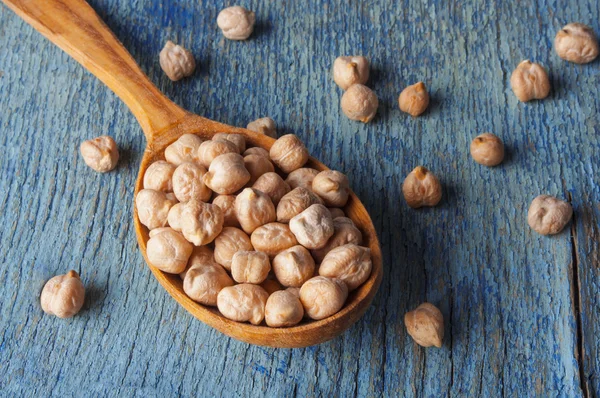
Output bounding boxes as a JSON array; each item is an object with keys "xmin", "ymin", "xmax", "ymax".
[{"xmin": 4, "ymin": 0, "xmax": 383, "ymax": 348}]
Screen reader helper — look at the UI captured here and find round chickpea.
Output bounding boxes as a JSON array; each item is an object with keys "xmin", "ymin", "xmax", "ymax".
[{"xmin": 144, "ymin": 160, "xmax": 176, "ymax": 192}]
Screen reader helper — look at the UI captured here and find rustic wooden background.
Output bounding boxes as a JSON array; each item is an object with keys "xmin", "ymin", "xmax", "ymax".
[{"xmin": 1, "ymin": 0, "xmax": 599, "ymax": 396}]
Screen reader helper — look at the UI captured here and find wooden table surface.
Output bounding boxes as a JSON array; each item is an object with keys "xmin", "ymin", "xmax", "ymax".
[{"xmin": 1, "ymin": 0, "xmax": 599, "ymax": 396}]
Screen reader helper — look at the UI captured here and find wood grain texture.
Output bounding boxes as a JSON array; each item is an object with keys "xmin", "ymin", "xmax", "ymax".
[{"xmin": 0, "ymin": 0, "xmax": 598, "ymax": 396}]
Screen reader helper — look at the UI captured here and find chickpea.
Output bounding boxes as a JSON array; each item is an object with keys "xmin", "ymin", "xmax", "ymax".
[
  {"xmin": 398, "ymin": 82, "xmax": 429, "ymax": 117},
  {"xmin": 247, "ymin": 117, "xmax": 277, "ymax": 138},
  {"xmin": 332, "ymin": 56, "xmax": 370, "ymax": 90},
  {"xmin": 405, "ymin": 303, "xmax": 444, "ymax": 348},
  {"xmin": 217, "ymin": 6, "xmax": 256, "ymax": 41},
  {"xmin": 244, "ymin": 147, "xmax": 270, "ymax": 158},
  {"xmin": 143, "ymin": 160, "xmax": 176, "ymax": 192},
  {"xmin": 527, "ymin": 195, "xmax": 573, "ymax": 235},
  {"xmin": 184, "ymin": 262, "xmax": 234, "ymax": 306},
  {"xmin": 213, "ymin": 133, "xmax": 246, "ymax": 154},
  {"xmin": 172, "ymin": 162, "xmax": 212, "ymax": 203},
  {"xmin": 146, "ymin": 227, "xmax": 193, "ymax": 274},
  {"xmin": 244, "ymin": 154, "xmax": 275, "ymax": 185},
  {"xmin": 402, "ymin": 166, "xmax": 442, "ymax": 208},
  {"xmin": 136, "ymin": 189, "xmax": 176, "ymax": 230},
  {"xmin": 159, "ymin": 41, "xmax": 195, "ymax": 81},
  {"xmin": 167, "ymin": 202, "xmax": 184, "ymax": 231},
  {"xmin": 277, "ymin": 187, "xmax": 323, "ymax": 223},
  {"xmin": 164, "ymin": 134, "xmax": 203, "ymax": 166},
  {"xmin": 231, "ymin": 250, "xmax": 271, "ymax": 284},
  {"xmin": 80, "ymin": 135, "xmax": 119, "ymax": 172},
  {"xmin": 203, "ymin": 153, "xmax": 251, "ymax": 195},
  {"xmin": 260, "ymin": 277, "xmax": 284, "ymax": 295},
  {"xmin": 217, "ymin": 284, "xmax": 269, "ymax": 325},
  {"xmin": 555, "ymin": 23, "xmax": 599, "ymax": 64},
  {"xmin": 470, "ymin": 133, "xmax": 504, "ymax": 167},
  {"xmin": 312, "ymin": 170, "xmax": 350, "ymax": 207},
  {"xmin": 318, "ymin": 244, "xmax": 371, "ymax": 290},
  {"xmin": 510, "ymin": 60, "xmax": 551, "ymax": 102},
  {"xmin": 197, "ymin": 139, "xmax": 239, "ymax": 169},
  {"xmin": 213, "ymin": 227, "xmax": 254, "ymax": 270},
  {"xmin": 285, "ymin": 168, "xmax": 319, "ymax": 190},
  {"xmin": 180, "ymin": 245, "xmax": 214, "ymax": 280},
  {"xmin": 265, "ymin": 289, "xmax": 304, "ymax": 327},
  {"xmin": 235, "ymin": 188, "xmax": 276, "ymax": 234},
  {"xmin": 212, "ymin": 194, "xmax": 240, "ymax": 227},
  {"xmin": 272, "ymin": 245, "xmax": 315, "ymax": 287},
  {"xmin": 251, "ymin": 222, "xmax": 298, "ymax": 258},
  {"xmin": 340, "ymin": 84, "xmax": 378, "ymax": 123},
  {"xmin": 177, "ymin": 199, "xmax": 224, "ymax": 245},
  {"xmin": 311, "ymin": 217, "xmax": 362, "ymax": 263},
  {"xmin": 269, "ymin": 134, "xmax": 309, "ymax": 173},
  {"xmin": 289, "ymin": 204, "xmax": 334, "ymax": 250},
  {"xmin": 40, "ymin": 270, "xmax": 85, "ymax": 318},
  {"xmin": 252, "ymin": 172, "xmax": 291, "ymax": 205},
  {"xmin": 299, "ymin": 276, "xmax": 348, "ymax": 320},
  {"xmin": 328, "ymin": 208, "xmax": 345, "ymax": 219}
]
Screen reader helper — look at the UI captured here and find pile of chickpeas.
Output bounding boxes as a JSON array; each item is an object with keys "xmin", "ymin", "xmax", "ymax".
[{"xmin": 135, "ymin": 128, "xmax": 372, "ymax": 327}]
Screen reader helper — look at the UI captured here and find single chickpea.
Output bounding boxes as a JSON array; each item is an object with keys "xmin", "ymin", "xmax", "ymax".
[
  {"xmin": 80, "ymin": 135, "xmax": 119, "ymax": 172},
  {"xmin": 244, "ymin": 147, "xmax": 270, "ymax": 158},
  {"xmin": 184, "ymin": 262, "xmax": 234, "ymax": 306},
  {"xmin": 136, "ymin": 189, "xmax": 176, "ymax": 230},
  {"xmin": 172, "ymin": 162, "xmax": 212, "ymax": 203},
  {"xmin": 251, "ymin": 222, "xmax": 298, "ymax": 258},
  {"xmin": 177, "ymin": 199, "xmax": 224, "ymax": 245},
  {"xmin": 146, "ymin": 227, "xmax": 193, "ymax": 274},
  {"xmin": 527, "ymin": 195, "xmax": 573, "ymax": 235},
  {"xmin": 265, "ymin": 289, "xmax": 304, "ymax": 327},
  {"xmin": 332, "ymin": 56, "xmax": 370, "ymax": 90},
  {"xmin": 213, "ymin": 133, "xmax": 246, "ymax": 154},
  {"xmin": 272, "ymin": 245, "xmax": 316, "ymax": 287},
  {"xmin": 167, "ymin": 202, "xmax": 184, "ymax": 231},
  {"xmin": 231, "ymin": 251, "xmax": 271, "ymax": 284},
  {"xmin": 159, "ymin": 40, "xmax": 195, "ymax": 81},
  {"xmin": 285, "ymin": 168, "xmax": 320, "ymax": 190},
  {"xmin": 398, "ymin": 82, "xmax": 430, "ymax": 117},
  {"xmin": 299, "ymin": 276, "xmax": 348, "ymax": 320},
  {"xmin": 180, "ymin": 246, "xmax": 214, "ymax": 280},
  {"xmin": 203, "ymin": 153, "xmax": 251, "ymax": 195},
  {"xmin": 40, "ymin": 270, "xmax": 85, "ymax": 318},
  {"xmin": 235, "ymin": 188, "xmax": 277, "ymax": 234},
  {"xmin": 510, "ymin": 60, "xmax": 551, "ymax": 102},
  {"xmin": 164, "ymin": 134, "xmax": 203, "ymax": 166},
  {"xmin": 197, "ymin": 139, "xmax": 239, "ymax": 169},
  {"xmin": 289, "ymin": 204, "xmax": 334, "ymax": 250},
  {"xmin": 277, "ymin": 187, "xmax": 323, "ymax": 223},
  {"xmin": 217, "ymin": 6, "xmax": 256, "ymax": 41},
  {"xmin": 247, "ymin": 117, "xmax": 277, "ymax": 138},
  {"xmin": 260, "ymin": 277, "xmax": 284, "ymax": 295},
  {"xmin": 269, "ymin": 134, "xmax": 309, "ymax": 173},
  {"xmin": 311, "ymin": 170, "xmax": 350, "ymax": 207},
  {"xmin": 404, "ymin": 303, "xmax": 444, "ymax": 348},
  {"xmin": 212, "ymin": 195, "xmax": 240, "ymax": 227},
  {"xmin": 213, "ymin": 227, "xmax": 254, "ymax": 270},
  {"xmin": 252, "ymin": 172, "xmax": 291, "ymax": 205},
  {"xmin": 555, "ymin": 23, "xmax": 599, "ymax": 64},
  {"xmin": 470, "ymin": 133, "xmax": 504, "ymax": 167},
  {"xmin": 328, "ymin": 207, "xmax": 346, "ymax": 219},
  {"xmin": 143, "ymin": 160, "xmax": 176, "ymax": 192},
  {"xmin": 318, "ymin": 244, "xmax": 371, "ymax": 290},
  {"xmin": 217, "ymin": 284, "xmax": 269, "ymax": 325},
  {"xmin": 244, "ymin": 154, "xmax": 275, "ymax": 185},
  {"xmin": 402, "ymin": 166, "xmax": 442, "ymax": 208},
  {"xmin": 340, "ymin": 84, "xmax": 378, "ymax": 123},
  {"xmin": 311, "ymin": 217, "xmax": 363, "ymax": 263}
]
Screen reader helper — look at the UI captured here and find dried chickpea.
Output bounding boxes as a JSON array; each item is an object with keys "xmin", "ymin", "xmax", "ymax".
[
  {"xmin": 180, "ymin": 246, "xmax": 214, "ymax": 280},
  {"xmin": 184, "ymin": 262, "xmax": 234, "ymax": 306},
  {"xmin": 247, "ymin": 117, "xmax": 277, "ymax": 138},
  {"xmin": 203, "ymin": 153, "xmax": 251, "ymax": 195},
  {"xmin": 260, "ymin": 277, "xmax": 283, "ymax": 295},
  {"xmin": 136, "ymin": 189, "xmax": 176, "ymax": 230},
  {"xmin": 402, "ymin": 166, "xmax": 442, "ymax": 208},
  {"xmin": 340, "ymin": 84, "xmax": 378, "ymax": 123},
  {"xmin": 146, "ymin": 227, "xmax": 193, "ymax": 274},
  {"xmin": 212, "ymin": 195, "xmax": 240, "ymax": 227},
  {"xmin": 405, "ymin": 303, "xmax": 444, "ymax": 348},
  {"xmin": 269, "ymin": 134, "xmax": 309, "ymax": 173},
  {"xmin": 285, "ymin": 168, "xmax": 319, "ymax": 190},
  {"xmin": 243, "ymin": 147, "xmax": 270, "ymax": 158},
  {"xmin": 299, "ymin": 276, "xmax": 348, "ymax": 320},
  {"xmin": 213, "ymin": 133, "xmax": 246, "ymax": 154},
  {"xmin": 332, "ymin": 56, "xmax": 370, "ymax": 90},
  {"xmin": 178, "ymin": 199, "xmax": 224, "ymax": 245},
  {"xmin": 555, "ymin": 23, "xmax": 599, "ymax": 64},
  {"xmin": 165, "ymin": 134, "xmax": 203, "ymax": 166},
  {"xmin": 167, "ymin": 202, "xmax": 184, "ymax": 231},
  {"xmin": 265, "ymin": 289, "xmax": 304, "ymax": 327},
  {"xmin": 217, "ymin": 6, "xmax": 256, "ymax": 41},
  {"xmin": 470, "ymin": 133, "xmax": 504, "ymax": 167},
  {"xmin": 234, "ymin": 188, "xmax": 276, "ymax": 234},
  {"xmin": 398, "ymin": 82, "xmax": 430, "ymax": 116},
  {"xmin": 318, "ymin": 244, "xmax": 371, "ymax": 290},
  {"xmin": 172, "ymin": 162, "xmax": 212, "ymax": 203},
  {"xmin": 277, "ymin": 187, "xmax": 323, "ymax": 223},
  {"xmin": 328, "ymin": 208, "xmax": 345, "ymax": 219},
  {"xmin": 213, "ymin": 227, "xmax": 254, "ymax": 270},
  {"xmin": 272, "ymin": 245, "xmax": 316, "ymax": 287},
  {"xmin": 312, "ymin": 170, "xmax": 350, "ymax": 207},
  {"xmin": 231, "ymin": 251, "xmax": 271, "ymax": 284},
  {"xmin": 143, "ymin": 160, "xmax": 176, "ymax": 192},
  {"xmin": 289, "ymin": 204, "xmax": 334, "ymax": 250},
  {"xmin": 197, "ymin": 139, "xmax": 239, "ymax": 168},
  {"xmin": 527, "ymin": 195, "xmax": 573, "ymax": 235},
  {"xmin": 244, "ymin": 154, "xmax": 275, "ymax": 185},
  {"xmin": 252, "ymin": 172, "xmax": 291, "ymax": 205},
  {"xmin": 311, "ymin": 217, "xmax": 362, "ymax": 263},
  {"xmin": 159, "ymin": 41, "xmax": 195, "ymax": 81},
  {"xmin": 217, "ymin": 284, "xmax": 269, "ymax": 325},
  {"xmin": 510, "ymin": 60, "xmax": 551, "ymax": 102},
  {"xmin": 80, "ymin": 135, "xmax": 119, "ymax": 172},
  {"xmin": 40, "ymin": 270, "xmax": 85, "ymax": 318},
  {"xmin": 251, "ymin": 222, "xmax": 298, "ymax": 258}
]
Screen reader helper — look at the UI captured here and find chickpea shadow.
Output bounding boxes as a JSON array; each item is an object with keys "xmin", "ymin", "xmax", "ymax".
[
  {"xmin": 252, "ymin": 20, "xmax": 273, "ymax": 41},
  {"xmin": 115, "ymin": 146, "xmax": 133, "ymax": 171},
  {"xmin": 83, "ymin": 283, "xmax": 108, "ymax": 313}
]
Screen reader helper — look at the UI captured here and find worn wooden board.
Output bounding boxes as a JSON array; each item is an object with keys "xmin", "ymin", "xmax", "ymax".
[{"xmin": 0, "ymin": 0, "xmax": 598, "ymax": 396}]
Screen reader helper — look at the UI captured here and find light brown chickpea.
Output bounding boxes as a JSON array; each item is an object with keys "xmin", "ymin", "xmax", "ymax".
[
  {"xmin": 180, "ymin": 246, "xmax": 215, "ymax": 280},
  {"xmin": 402, "ymin": 166, "xmax": 442, "ymax": 208},
  {"xmin": 289, "ymin": 204, "xmax": 334, "ymax": 250},
  {"xmin": 398, "ymin": 82, "xmax": 430, "ymax": 117},
  {"xmin": 332, "ymin": 56, "xmax": 370, "ymax": 90},
  {"xmin": 167, "ymin": 202, "xmax": 184, "ymax": 231},
  {"xmin": 213, "ymin": 227, "xmax": 254, "ymax": 270},
  {"xmin": 234, "ymin": 188, "xmax": 276, "ymax": 234},
  {"xmin": 243, "ymin": 147, "xmax": 270, "ymax": 158},
  {"xmin": 469, "ymin": 133, "xmax": 504, "ymax": 167},
  {"xmin": 244, "ymin": 154, "xmax": 275, "ymax": 185},
  {"xmin": 555, "ymin": 23, "xmax": 599, "ymax": 64},
  {"xmin": 184, "ymin": 262, "xmax": 234, "ymax": 306},
  {"xmin": 318, "ymin": 244, "xmax": 372, "ymax": 290},
  {"xmin": 252, "ymin": 172, "xmax": 291, "ymax": 205},
  {"xmin": 231, "ymin": 251, "xmax": 271, "ymax": 284},
  {"xmin": 136, "ymin": 189, "xmax": 177, "ymax": 230},
  {"xmin": 299, "ymin": 276, "xmax": 348, "ymax": 320},
  {"xmin": 311, "ymin": 217, "xmax": 363, "ymax": 263},
  {"xmin": 159, "ymin": 41, "xmax": 195, "ymax": 81},
  {"xmin": 405, "ymin": 303, "xmax": 444, "ymax": 348},
  {"xmin": 285, "ymin": 168, "xmax": 320, "ymax": 190},
  {"xmin": 146, "ymin": 227, "xmax": 193, "ymax": 274},
  {"xmin": 340, "ymin": 84, "xmax": 378, "ymax": 123},
  {"xmin": 217, "ymin": 6, "xmax": 256, "ymax": 41},
  {"xmin": 203, "ymin": 153, "xmax": 251, "ymax": 195},
  {"xmin": 277, "ymin": 187, "xmax": 324, "ymax": 223},
  {"xmin": 265, "ymin": 289, "xmax": 304, "ymax": 327},
  {"xmin": 251, "ymin": 222, "xmax": 298, "ymax": 258},
  {"xmin": 527, "ymin": 195, "xmax": 573, "ymax": 235},
  {"xmin": 143, "ymin": 160, "xmax": 176, "ymax": 192},
  {"xmin": 328, "ymin": 207, "xmax": 346, "ymax": 219},
  {"xmin": 197, "ymin": 139, "xmax": 239, "ymax": 169},
  {"xmin": 80, "ymin": 135, "xmax": 119, "ymax": 173},
  {"xmin": 217, "ymin": 284, "xmax": 269, "ymax": 325},
  {"xmin": 510, "ymin": 60, "xmax": 551, "ymax": 102},
  {"xmin": 164, "ymin": 134, "xmax": 203, "ymax": 166},
  {"xmin": 311, "ymin": 170, "xmax": 350, "ymax": 207},
  {"xmin": 269, "ymin": 134, "xmax": 309, "ymax": 173},
  {"xmin": 213, "ymin": 133, "xmax": 246, "ymax": 154},
  {"xmin": 247, "ymin": 117, "xmax": 277, "ymax": 138},
  {"xmin": 172, "ymin": 162, "xmax": 212, "ymax": 203},
  {"xmin": 177, "ymin": 199, "xmax": 224, "ymax": 245},
  {"xmin": 40, "ymin": 270, "xmax": 86, "ymax": 318},
  {"xmin": 212, "ymin": 195, "xmax": 240, "ymax": 228},
  {"xmin": 272, "ymin": 245, "xmax": 316, "ymax": 287}
]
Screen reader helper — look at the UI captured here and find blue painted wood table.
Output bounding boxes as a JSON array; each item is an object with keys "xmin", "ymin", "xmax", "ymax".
[{"xmin": 1, "ymin": 0, "xmax": 599, "ymax": 396}]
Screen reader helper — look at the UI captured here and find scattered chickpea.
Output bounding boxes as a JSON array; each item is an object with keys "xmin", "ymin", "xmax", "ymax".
[
  {"xmin": 252, "ymin": 172, "xmax": 291, "ymax": 205},
  {"xmin": 184, "ymin": 262, "xmax": 234, "ymax": 306},
  {"xmin": 247, "ymin": 117, "xmax": 277, "ymax": 138},
  {"xmin": 404, "ymin": 303, "xmax": 444, "ymax": 348},
  {"xmin": 172, "ymin": 162, "xmax": 212, "ymax": 203},
  {"xmin": 340, "ymin": 84, "xmax": 378, "ymax": 123},
  {"xmin": 270, "ymin": 134, "xmax": 309, "ymax": 173},
  {"xmin": 217, "ymin": 6, "xmax": 256, "ymax": 41},
  {"xmin": 235, "ymin": 188, "xmax": 276, "ymax": 234},
  {"xmin": 289, "ymin": 204, "xmax": 334, "ymax": 250},
  {"xmin": 213, "ymin": 133, "xmax": 246, "ymax": 154},
  {"xmin": 265, "ymin": 289, "xmax": 304, "ymax": 327},
  {"xmin": 244, "ymin": 154, "xmax": 275, "ymax": 185},
  {"xmin": 213, "ymin": 227, "xmax": 254, "ymax": 270},
  {"xmin": 180, "ymin": 246, "xmax": 215, "ymax": 280},
  {"xmin": 164, "ymin": 134, "xmax": 203, "ymax": 166},
  {"xmin": 217, "ymin": 284, "xmax": 269, "ymax": 325},
  {"xmin": 332, "ymin": 56, "xmax": 370, "ymax": 90},
  {"xmin": 231, "ymin": 251, "xmax": 271, "ymax": 284},
  {"xmin": 312, "ymin": 170, "xmax": 350, "ymax": 207},
  {"xmin": 212, "ymin": 195, "xmax": 240, "ymax": 228},
  {"xmin": 203, "ymin": 153, "xmax": 251, "ymax": 195},
  {"xmin": 510, "ymin": 60, "xmax": 551, "ymax": 102},
  {"xmin": 136, "ymin": 189, "xmax": 176, "ymax": 230},
  {"xmin": 272, "ymin": 245, "xmax": 316, "ymax": 287},
  {"xmin": 285, "ymin": 168, "xmax": 320, "ymax": 190},
  {"xmin": 527, "ymin": 195, "xmax": 573, "ymax": 235},
  {"xmin": 146, "ymin": 227, "xmax": 193, "ymax": 274},
  {"xmin": 40, "ymin": 270, "xmax": 85, "ymax": 318},
  {"xmin": 277, "ymin": 187, "xmax": 323, "ymax": 223},
  {"xmin": 328, "ymin": 208, "xmax": 346, "ymax": 219},
  {"xmin": 159, "ymin": 41, "xmax": 195, "ymax": 81},
  {"xmin": 80, "ymin": 135, "xmax": 119, "ymax": 172},
  {"xmin": 177, "ymin": 199, "xmax": 224, "ymax": 245},
  {"xmin": 244, "ymin": 147, "xmax": 270, "ymax": 158},
  {"xmin": 319, "ymin": 244, "xmax": 372, "ymax": 290},
  {"xmin": 312, "ymin": 217, "xmax": 363, "ymax": 263},
  {"xmin": 251, "ymin": 222, "xmax": 298, "ymax": 258},
  {"xmin": 555, "ymin": 23, "xmax": 599, "ymax": 64},
  {"xmin": 143, "ymin": 160, "xmax": 176, "ymax": 192},
  {"xmin": 398, "ymin": 82, "xmax": 429, "ymax": 117},
  {"xmin": 197, "ymin": 139, "xmax": 239, "ymax": 169},
  {"xmin": 299, "ymin": 276, "xmax": 348, "ymax": 320},
  {"xmin": 402, "ymin": 166, "xmax": 442, "ymax": 208},
  {"xmin": 470, "ymin": 133, "xmax": 504, "ymax": 167}
]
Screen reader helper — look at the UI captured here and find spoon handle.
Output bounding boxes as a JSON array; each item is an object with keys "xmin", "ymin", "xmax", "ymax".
[{"xmin": 2, "ymin": 0, "xmax": 187, "ymax": 141}]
